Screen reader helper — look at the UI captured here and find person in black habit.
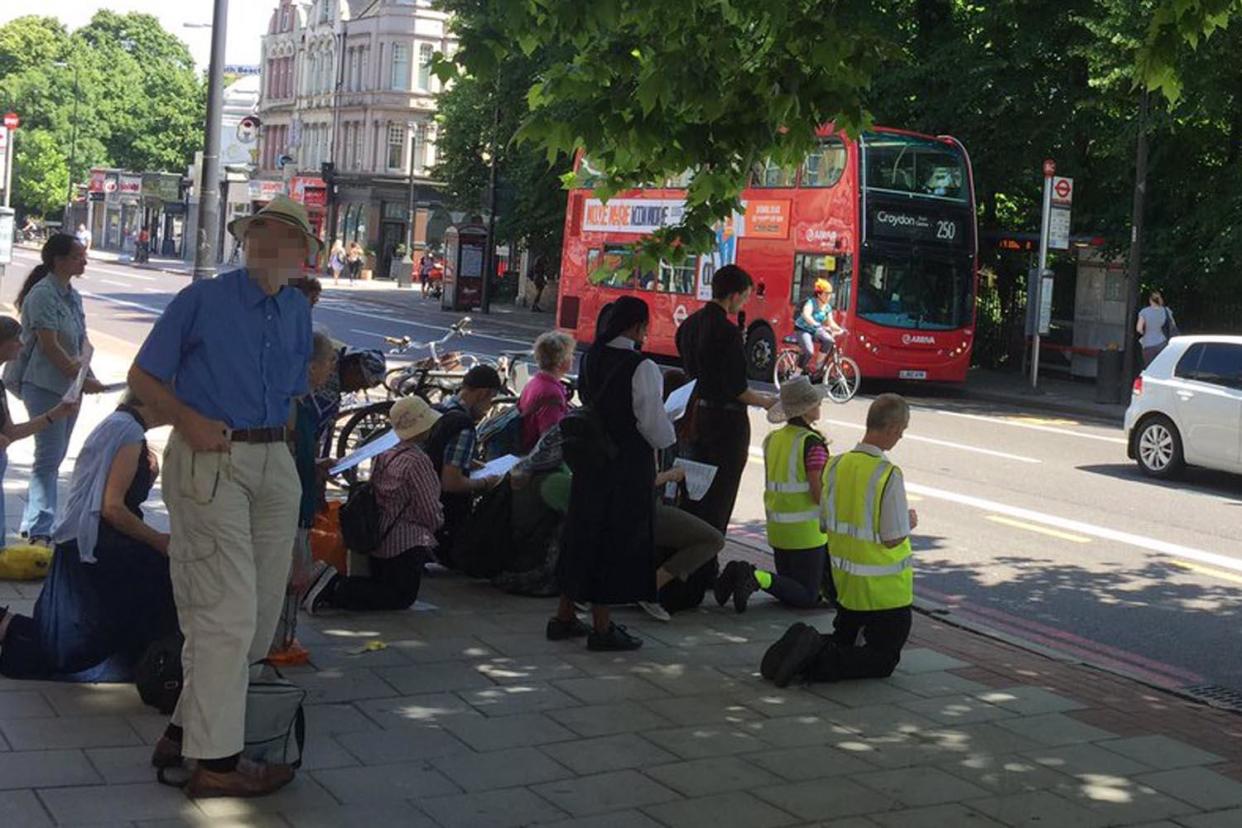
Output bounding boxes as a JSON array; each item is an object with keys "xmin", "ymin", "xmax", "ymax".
[
  {"xmin": 548, "ymin": 297, "xmax": 677, "ymax": 651},
  {"xmin": 668, "ymin": 265, "xmax": 777, "ymax": 610}
]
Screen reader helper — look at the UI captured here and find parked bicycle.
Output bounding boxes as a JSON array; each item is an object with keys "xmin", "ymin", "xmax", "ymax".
[{"xmin": 773, "ymin": 329, "xmax": 861, "ymax": 403}]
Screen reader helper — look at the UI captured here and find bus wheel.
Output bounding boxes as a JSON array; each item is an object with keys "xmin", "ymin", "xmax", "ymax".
[{"xmin": 745, "ymin": 325, "xmax": 777, "ymax": 381}]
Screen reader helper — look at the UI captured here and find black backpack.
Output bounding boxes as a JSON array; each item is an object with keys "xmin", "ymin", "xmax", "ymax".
[
  {"xmin": 559, "ymin": 352, "xmax": 636, "ymax": 473},
  {"xmin": 339, "ymin": 446, "xmax": 416, "ymax": 554}
]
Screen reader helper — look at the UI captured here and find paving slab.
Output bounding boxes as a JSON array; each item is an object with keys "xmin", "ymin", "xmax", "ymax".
[
  {"xmin": 547, "ymin": 701, "xmax": 673, "ymax": 738},
  {"xmin": 529, "ymin": 809, "xmax": 665, "ymax": 828},
  {"xmin": 900, "ymin": 694, "xmax": 1015, "ymax": 726},
  {"xmin": 868, "ymin": 802, "xmax": 1006, "ymax": 828},
  {"xmin": 290, "ymin": 667, "xmax": 399, "ymax": 704},
  {"xmin": 972, "ymin": 686, "xmax": 1085, "ymax": 717},
  {"xmin": 642, "ymin": 789, "xmax": 798, "ymax": 828},
  {"xmin": 1095, "ymin": 735, "xmax": 1225, "ymax": 771},
  {"xmin": 887, "ymin": 671, "xmax": 994, "ymax": 699},
  {"xmin": 431, "ymin": 745, "xmax": 573, "ymax": 791},
  {"xmin": 0, "ymin": 750, "xmax": 103, "ymax": 790},
  {"xmin": 642, "ymin": 755, "xmax": 785, "ymax": 798},
  {"xmin": 553, "ymin": 675, "xmax": 671, "ymax": 705},
  {"xmin": 754, "ymin": 776, "xmax": 899, "ymax": 821},
  {"xmin": 745, "ymin": 744, "xmax": 879, "ymax": 781},
  {"xmin": 35, "ymin": 782, "xmax": 204, "ymax": 824},
  {"xmin": 808, "ymin": 680, "xmax": 924, "ymax": 708},
  {"xmin": 1135, "ymin": 766, "xmax": 1242, "ymax": 811},
  {"xmin": 85, "ymin": 745, "xmax": 166, "ymax": 785},
  {"xmin": 192, "ymin": 774, "xmax": 339, "ymax": 819},
  {"xmin": 0, "ymin": 790, "xmax": 53, "ymax": 828},
  {"xmin": 460, "ymin": 681, "xmax": 582, "ymax": 717},
  {"xmin": 355, "ymin": 692, "xmax": 483, "ymax": 728},
  {"xmin": 277, "ymin": 802, "xmax": 438, "ymax": 828},
  {"xmin": 968, "ymin": 789, "xmax": 1110, "ymax": 828},
  {"xmin": 419, "ymin": 786, "xmax": 568, "ymax": 828},
  {"xmin": 311, "ymin": 761, "xmax": 460, "ymax": 803},
  {"xmin": 938, "ymin": 752, "xmax": 1074, "ymax": 796},
  {"xmin": 372, "ymin": 661, "xmax": 498, "ymax": 695},
  {"xmin": 743, "ymin": 713, "xmax": 857, "ymax": 748},
  {"xmin": 642, "ymin": 694, "xmax": 765, "ymax": 727},
  {"xmin": 893, "ymin": 649, "xmax": 969, "ymax": 674},
  {"xmin": 852, "ymin": 765, "xmax": 991, "ymax": 807},
  {"xmin": 0, "ymin": 715, "xmax": 141, "ymax": 750},
  {"xmin": 0, "ymin": 691, "xmax": 57, "ymax": 720},
  {"xmin": 540, "ymin": 732, "xmax": 678, "ymax": 775},
  {"xmin": 644, "ymin": 723, "xmax": 770, "ymax": 759},
  {"xmin": 995, "ymin": 713, "xmax": 1118, "ymax": 747},
  {"xmin": 474, "ymin": 655, "xmax": 584, "ymax": 685},
  {"xmin": 301, "ymin": 702, "xmax": 381, "ymax": 736},
  {"xmin": 335, "ymin": 724, "xmax": 471, "ymax": 764},
  {"xmin": 442, "ymin": 711, "xmax": 577, "ymax": 751},
  {"xmin": 1024, "ymin": 742, "xmax": 1157, "ymax": 779},
  {"xmin": 533, "ymin": 769, "xmax": 682, "ymax": 816},
  {"xmin": 39, "ymin": 685, "xmax": 150, "ymax": 717},
  {"xmin": 1177, "ymin": 809, "xmax": 1242, "ymax": 828}
]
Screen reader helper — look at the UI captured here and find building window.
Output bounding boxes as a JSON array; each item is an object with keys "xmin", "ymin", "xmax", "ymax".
[
  {"xmin": 391, "ymin": 43, "xmax": 409, "ymax": 91},
  {"xmin": 353, "ymin": 122, "xmax": 364, "ymax": 170},
  {"xmin": 411, "ymin": 123, "xmax": 427, "ymax": 174},
  {"xmin": 319, "ymin": 0, "xmax": 330, "ymax": 22},
  {"xmin": 360, "ymin": 46, "xmax": 369, "ymax": 91},
  {"xmin": 417, "ymin": 43, "xmax": 434, "ymax": 90},
  {"xmin": 387, "ymin": 124, "xmax": 405, "ymax": 170}
]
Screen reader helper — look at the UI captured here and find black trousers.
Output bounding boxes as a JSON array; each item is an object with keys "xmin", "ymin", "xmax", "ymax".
[
  {"xmin": 328, "ymin": 548, "xmax": 425, "ymax": 611},
  {"xmin": 680, "ymin": 406, "xmax": 750, "ymax": 534},
  {"xmin": 808, "ymin": 606, "xmax": 912, "ymax": 682}
]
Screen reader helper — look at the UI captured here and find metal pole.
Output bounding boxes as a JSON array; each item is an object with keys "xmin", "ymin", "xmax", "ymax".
[
  {"xmin": 480, "ymin": 92, "xmax": 500, "ymax": 315},
  {"xmin": 406, "ymin": 123, "xmax": 417, "ymax": 253},
  {"xmin": 1031, "ymin": 168, "xmax": 1053, "ymax": 389},
  {"xmin": 193, "ymin": 0, "xmax": 229, "ymax": 281},
  {"xmin": 66, "ymin": 67, "xmax": 79, "ymax": 209},
  {"xmin": 2, "ymin": 128, "xmax": 13, "ymax": 208},
  {"xmin": 1121, "ymin": 91, "xmax": 1151, "ymax": 391}
]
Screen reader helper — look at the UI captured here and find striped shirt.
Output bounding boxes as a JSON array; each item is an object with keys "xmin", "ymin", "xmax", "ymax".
[{"xmin": 373, "ymin": 441, "xmax": 443, "ymax": 558}]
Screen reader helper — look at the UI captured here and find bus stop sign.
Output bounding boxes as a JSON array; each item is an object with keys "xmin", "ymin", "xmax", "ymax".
[{"xmin": 2, "ymin": 113, "xmax": 18, "ymax": 130}]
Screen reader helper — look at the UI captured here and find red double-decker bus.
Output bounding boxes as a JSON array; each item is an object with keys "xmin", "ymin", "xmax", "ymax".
[{"xmin": 555, "ymin": 126, "xmax": 978, "ymax": 382}]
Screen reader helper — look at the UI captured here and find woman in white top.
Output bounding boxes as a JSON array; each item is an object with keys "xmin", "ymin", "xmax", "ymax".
[
  {"xmin": 549, "ymin": 297, "xmax": 676, "ymax": 652},
  {"xmin": 1136, "ymin": 291, "xmax": 1176, "ymax": 366}
]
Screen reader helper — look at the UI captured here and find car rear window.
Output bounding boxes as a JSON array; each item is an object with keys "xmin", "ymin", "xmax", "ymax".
[
  {"xmin": 1191, "ymin": 343, "xmax": 1242, "ymax": 389},
  {"xmin": 1174, "ymin": 344, "xmax": 1204, "ymax": 379}
]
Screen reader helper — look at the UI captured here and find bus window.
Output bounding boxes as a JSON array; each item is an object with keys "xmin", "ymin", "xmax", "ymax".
[
  {"xmin": 750, "ymin": 158, "xmax": 798, "ymax": 188},
  {"xmin": 651, "ymin": 259, "xmax": 697, "ymax": 293},
  {"xmin": 859, "ymin": 251, "xmax": 972, "ymax": 330},
  {"xmin": 791, "ymin": 253, "xmax": 841, "ymax": 305},
  {"xmin": 863, "ymin": 133, "xmax": 966, "ymax": 201},
  {"xmin": 588, "ymin": 245, "xmax": 637, "ymax": 289},
  {"xmin": 577, "ymin": 155, "xmax": 606, "ymax": 189},
  {"xmin": 801, "ymin": 137, "xmax": 847, "ymax": 188}
]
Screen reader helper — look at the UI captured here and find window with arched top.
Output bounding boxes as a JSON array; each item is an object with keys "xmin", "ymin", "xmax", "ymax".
[{"xmin": 801, "ymin": 136, "xmax": 848, "ymax": 188}]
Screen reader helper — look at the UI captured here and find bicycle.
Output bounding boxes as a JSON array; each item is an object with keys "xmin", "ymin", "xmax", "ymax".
[{"xmin": 773, "ymin": 329, "xmax": 861, "ymax": 403}]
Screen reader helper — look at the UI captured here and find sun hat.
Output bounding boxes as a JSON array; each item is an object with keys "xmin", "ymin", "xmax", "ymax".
[
  {"xmin": 227, "ymin": 194, "xmax": 322, "ymax": 257},
  {"xmin": 388, "ymin": 396, "xmax": 443, "ymax": 441},
  {"xmin": 767, "ymin": 375, "xmax": 828, "ymax": 424}
]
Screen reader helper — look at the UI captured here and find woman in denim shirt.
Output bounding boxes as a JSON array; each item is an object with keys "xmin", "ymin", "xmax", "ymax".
[{"xmin": 7, "ymin": 235, "xmax": 105, "ymax": 543}]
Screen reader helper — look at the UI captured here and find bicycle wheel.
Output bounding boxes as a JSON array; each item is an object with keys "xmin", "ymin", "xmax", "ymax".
[
  {"xmin": 823, "ymin": 356, "xmax": 861, "ymax": 403},
  {"xmin": 335, "ymin": 400, "xmax": 395, "ymax": 484},
  {"xmin": 773, "ymin": 348, "xmax": 804, "ymax": 386}
]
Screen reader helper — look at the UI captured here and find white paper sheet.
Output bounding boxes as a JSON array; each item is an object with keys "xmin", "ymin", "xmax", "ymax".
[
  {"xmin": 476, "ymin": 453, "xmax": 521, "ymax": 479},
  {"xmin": 673, "ymin": 458, "xmax": 717, "ymax": 501},
  {"xmin": 664, "ymin": 378, "xmax": 696, "ymax": 422},
  {"xmin": 328, "ymin": 429, "xmax": 399, "ymax": 475},
  {"xmin": 61, "ymin": 341, "xmax": 94, "ymax": 404}
]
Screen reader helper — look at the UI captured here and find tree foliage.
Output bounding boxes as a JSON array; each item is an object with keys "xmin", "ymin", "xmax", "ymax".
[
  {"xmin": 14, "ymin": 130, "xmax": 69, "ymax": 216},
  {"xmin": 0, "ymin": 12, "xmax": 204, "ymax": 218}
]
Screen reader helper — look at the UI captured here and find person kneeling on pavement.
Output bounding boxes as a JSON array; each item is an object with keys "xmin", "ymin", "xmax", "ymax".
[
  {"xmin": 0, "ymin": 392, "xmax": 179, "ymax": 682},
  {"xmin": 716, "ymin": 376, "xmax": 836, "ymax": 613},
  {"xmin": 303, "ymin": 396, "xmax": 444, "ymax": 612},
  {"xmin": 761, "ymin": 393, "xmax": 918, "ymax": 688}
]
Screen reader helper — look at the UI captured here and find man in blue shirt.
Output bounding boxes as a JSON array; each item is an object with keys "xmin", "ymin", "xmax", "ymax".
[{"xmin": 128, "ymin": 196, "xmax": 315, "ymax": 799}]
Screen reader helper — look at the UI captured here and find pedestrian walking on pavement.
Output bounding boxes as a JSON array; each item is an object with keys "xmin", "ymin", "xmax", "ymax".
[
  {"xmin": 669, "ymin": 265, "xmax": 776, "ymax": 610},
  {"xmin": 0, "ymin": 316, "xmax": 79, "ymax": 547},
  {"xmin": 717, "ymin": 375, "xmax": 835, "ymax": 613},
  {"xmin": 127, "ymin": 194, "xmax": 315, "ymax": 799},
  {"xmin": 548, "ymin": 297, "xmax": 676, "ymax": 651},
  {"xmin": 0, "ymin": 393, "xmax": 177, "ymax": 682},
  {"xmin": 346, "ymin": 241, "xmax": 363, "ymax": 284},
  {"xmin": 7, "ymin": 234, "xmax": 107, "ymax": 545},
  {"xmin": 530, "ymin": 258, "xmax": 549, "ymax": 312},
  {"xmin": 74, "ymin": 223, "xmax": 91, "ymax": 251},
  {"xmin": 328, "ymin": 240, "xmax": 345, "ymax": 285},
  {"xmin": 1137, "ymin": 291, "xmax": 1178, "ymax": 367},
  {"xmin": 761, "ymin": 393, "xmax": 918, "ymax": 688}
]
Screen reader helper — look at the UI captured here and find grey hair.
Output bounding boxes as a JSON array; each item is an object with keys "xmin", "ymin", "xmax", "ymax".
[
  {"xmin": 866, "ymin": 393, "xmax": 910, "ymax": 431},
  {"xmin": 0, "ymin": 315, "xmax": 21, "ymax": 344},
  {"xmin": 533, "ymin": 330, "xmax": 575, "ymax": 371}
]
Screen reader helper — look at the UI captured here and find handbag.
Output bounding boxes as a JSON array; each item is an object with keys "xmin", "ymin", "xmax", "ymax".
[{"xmin": 1161, "ymin": 308, "xmax": 1179, "ymax": 340}]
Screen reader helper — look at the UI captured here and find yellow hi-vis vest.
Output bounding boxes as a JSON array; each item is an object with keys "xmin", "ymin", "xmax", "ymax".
[
  {"xmin": 763, "ymin": 424, "xmax": 829, "ymax": 549},
  {"xmin": 822, "ymin": 450, "xmax": 914, "ymax": 611}
]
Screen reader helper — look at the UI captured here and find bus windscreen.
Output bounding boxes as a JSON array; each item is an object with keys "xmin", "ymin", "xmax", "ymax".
[
  {"xmin": 864, "ymin": 133, "xmax": 967, "ymax": 202},
  {"xmin": 857, "ymin": 250, "xmax": 974, "ymax": 331}
]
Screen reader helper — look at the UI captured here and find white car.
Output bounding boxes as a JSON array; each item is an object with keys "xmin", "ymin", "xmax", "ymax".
[{"xmin": 1125, "ymin": 335, "xmax": 1242, "ymax": 478}]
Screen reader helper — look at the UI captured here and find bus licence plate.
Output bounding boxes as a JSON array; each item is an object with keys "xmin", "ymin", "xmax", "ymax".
[{"xmin": 899, "ymin": 370, "xmax": 928, "ymax": 380}]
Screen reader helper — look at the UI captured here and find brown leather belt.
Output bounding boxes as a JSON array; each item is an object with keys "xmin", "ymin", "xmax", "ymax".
[{"xmin": 230, "ymin": 427, "xmax": 288, "ymax": 444}]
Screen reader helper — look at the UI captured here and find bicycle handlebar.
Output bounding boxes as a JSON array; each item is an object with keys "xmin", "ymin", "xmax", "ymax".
[{"xmin": 386, "ymin": 317, "xmax": 473, "ymax": 354}]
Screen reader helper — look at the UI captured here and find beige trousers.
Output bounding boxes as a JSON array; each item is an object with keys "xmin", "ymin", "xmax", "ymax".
[{"xmin": 163, "ymin": 433, "xmax": 300, "ymax": 760}]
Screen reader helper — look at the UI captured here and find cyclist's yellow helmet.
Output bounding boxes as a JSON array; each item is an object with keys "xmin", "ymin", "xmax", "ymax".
[{"xmin": 813, "ymin": 278, "xmax": 832, "ymax": 295}]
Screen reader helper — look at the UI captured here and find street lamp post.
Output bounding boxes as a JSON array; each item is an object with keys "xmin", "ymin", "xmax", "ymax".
[
  {"xmin": 403, "ymin": 120, "xmax": 418, "ymax": 280},
  {"xmin": 188, "ymin": 4, "xmax": 228, "ymax": 281},
  {"xmin": 53, "ymin": 62, "xmax": 80, "ymax": 217}
]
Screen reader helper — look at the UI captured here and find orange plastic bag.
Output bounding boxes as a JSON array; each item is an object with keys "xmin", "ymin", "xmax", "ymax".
[{"xmin": 309, "ymin": 501, "xmax": 348, "ymax": 574}]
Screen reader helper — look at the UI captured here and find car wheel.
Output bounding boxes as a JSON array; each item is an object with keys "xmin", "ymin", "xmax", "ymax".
[{"xmin": 1135, "ymin": 415, "xmax": 1185, "ymax": 479}]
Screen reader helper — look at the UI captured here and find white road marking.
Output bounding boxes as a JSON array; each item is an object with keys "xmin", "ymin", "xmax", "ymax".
[
  {"xmin": 908, "ymin": 481, "xmax": 1242, "ymax": 574},
  {"xmin": 317, "ymin": 304, "xmax": 531, "ymax": 347},
  {"xmin": 822, "ymin": 418, "xmax": 1042, "ymax": 464},
  {"xmin": 78, "ymin": 291, "xmax": 164, "ymax": 315},
  {"xmin": 99, "ymin": 279, "xmax": 131, "ymax": 288},
  {"xmin": 933, "ymin": 408, "xmax": 1127, "ymax": 445}
]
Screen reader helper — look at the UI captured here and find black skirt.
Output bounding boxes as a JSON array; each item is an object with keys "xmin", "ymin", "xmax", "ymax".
[{"xmin": 557, "ymin": 445, "xmax": 657, "ymax": 605}]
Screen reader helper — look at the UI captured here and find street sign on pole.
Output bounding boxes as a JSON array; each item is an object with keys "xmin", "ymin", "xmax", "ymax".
[
  {"xmin": 2, "ymin": 113, "xmax": 18, "ymax": 131},
  {"xmin": 1051, "ymin": 176, "xmax": 1073, "ymax": 205},
  {"xmin": 1039, "ymin": 273, "xmax": 1054, "ymax": 335},
  {"xmin": 1048, "ymin": 206, "xmax": 1071, "ymax": 250}
]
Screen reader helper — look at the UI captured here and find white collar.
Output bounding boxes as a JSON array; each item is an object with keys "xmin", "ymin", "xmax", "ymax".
[
  {"xmin": 852, "ymin": 442, "xmax": 888, "ymax": 460},
  {"xmin": 606, "ymin": 336, "xmax": 638, "ymax": 350}
]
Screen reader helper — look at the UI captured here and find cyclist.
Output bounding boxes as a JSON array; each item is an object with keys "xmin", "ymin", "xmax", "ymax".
[{"xmin": 795, "ymin": 278, "xmax": 845, "ymax": 377}]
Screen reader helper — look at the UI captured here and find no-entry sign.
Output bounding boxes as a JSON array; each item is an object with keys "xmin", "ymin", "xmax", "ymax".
[
  {"xmin": 1052, "ymin": 176, "xmax": 1074, "ymax": 206},
  {"xmin": 2, "ymin": 112, "xmax": 19, "ymax": 130}
]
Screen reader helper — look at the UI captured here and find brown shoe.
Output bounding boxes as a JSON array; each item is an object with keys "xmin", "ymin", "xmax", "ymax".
[
  {"xmin": 150, "ymin": 736, "xmax": 183, "ymax": 769},
  {"xmin": 184, "ymin": 759, "xmax": 295, "ymax": 799}
]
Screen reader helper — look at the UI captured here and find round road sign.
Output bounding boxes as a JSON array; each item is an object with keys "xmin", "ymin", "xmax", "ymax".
[
  {"xmin": 1054, "ymin": 178, "xmax": 1072, "ymax": 200},
  {"xmin": 3, "ymin": 112, "xmax": 19, "ymax": 130},
  {"xmin": 1042, "ymin": 159, "xmax": 1056, "ymax": 177},
  {"xmin": 673, "ymin": 304, "xmax": 688, "ymax": 326}
]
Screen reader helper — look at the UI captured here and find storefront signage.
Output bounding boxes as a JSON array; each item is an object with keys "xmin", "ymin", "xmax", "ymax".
[
  {"xmin": 290, "ymin": 176, "xmax": 327, "ymax": 208},
  {"xmin": 88, "ymin": 169, "xmax": 107, "ymax": 193},
  {"xmin": 248, "ymin": 179, "xmax": 286, "ymax": 202},
  {"xmin": 866, "ymin": 203, "xmax": 968, "ymax": 249},
  {"xmin": 103, "ymin": 172, "xmax": 119, "ymax": 195},
  {"xmin": 119, "ymin": 174, "xmax": 143, "ymax": 196},
  {"xmin": 141, "ymin": 173, "xmax": 181, "ymax": 203}
]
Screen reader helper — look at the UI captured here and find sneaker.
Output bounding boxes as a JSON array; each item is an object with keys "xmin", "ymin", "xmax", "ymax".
[
  {"xmin": 637, "ymin": 601, "xmax": 671, "ymax": 623},
  {"xmin": 587, "ymin": 623, "xmax": 643, "ymax": 652},
  {"xmin": 771, "ymin": 625, "xmax": 823, "ymax": 688},
  {"xmin": 714, "ymin": 560, "xmax": 744, "ymax": 607},
  {"xmin": 761, "ymin": 622, "xmax": 810, "ymax": 682},
  {"xmin": 184, "ymin": 758, "xmax": 295, "ymax": 799},
  {"xmin": 733, "ymin": 562, "xmax": 759, "ymax": 614},
  {"xmin": 300, "ymin": 562, "xmax": 337, "ymax": 615},
  {"xmin": 546, "ymin": 615, "xmax": 592, "ymax": 641},
  {"xmin": 150, "ymin": 736, "xmax": 184, "ymax": 769}
]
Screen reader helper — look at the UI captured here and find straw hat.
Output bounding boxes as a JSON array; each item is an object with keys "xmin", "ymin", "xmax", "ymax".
[
  {"xmin": 227, "ymin": 194, "xmax": 322, "ymax": 257},
  {"xmin": 388, "ymin": 396, "xmax": 442, "ymax": 441},
  {"xmin": 767, "ymin": 375, "xmax": 828, "ymax": 424}
]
